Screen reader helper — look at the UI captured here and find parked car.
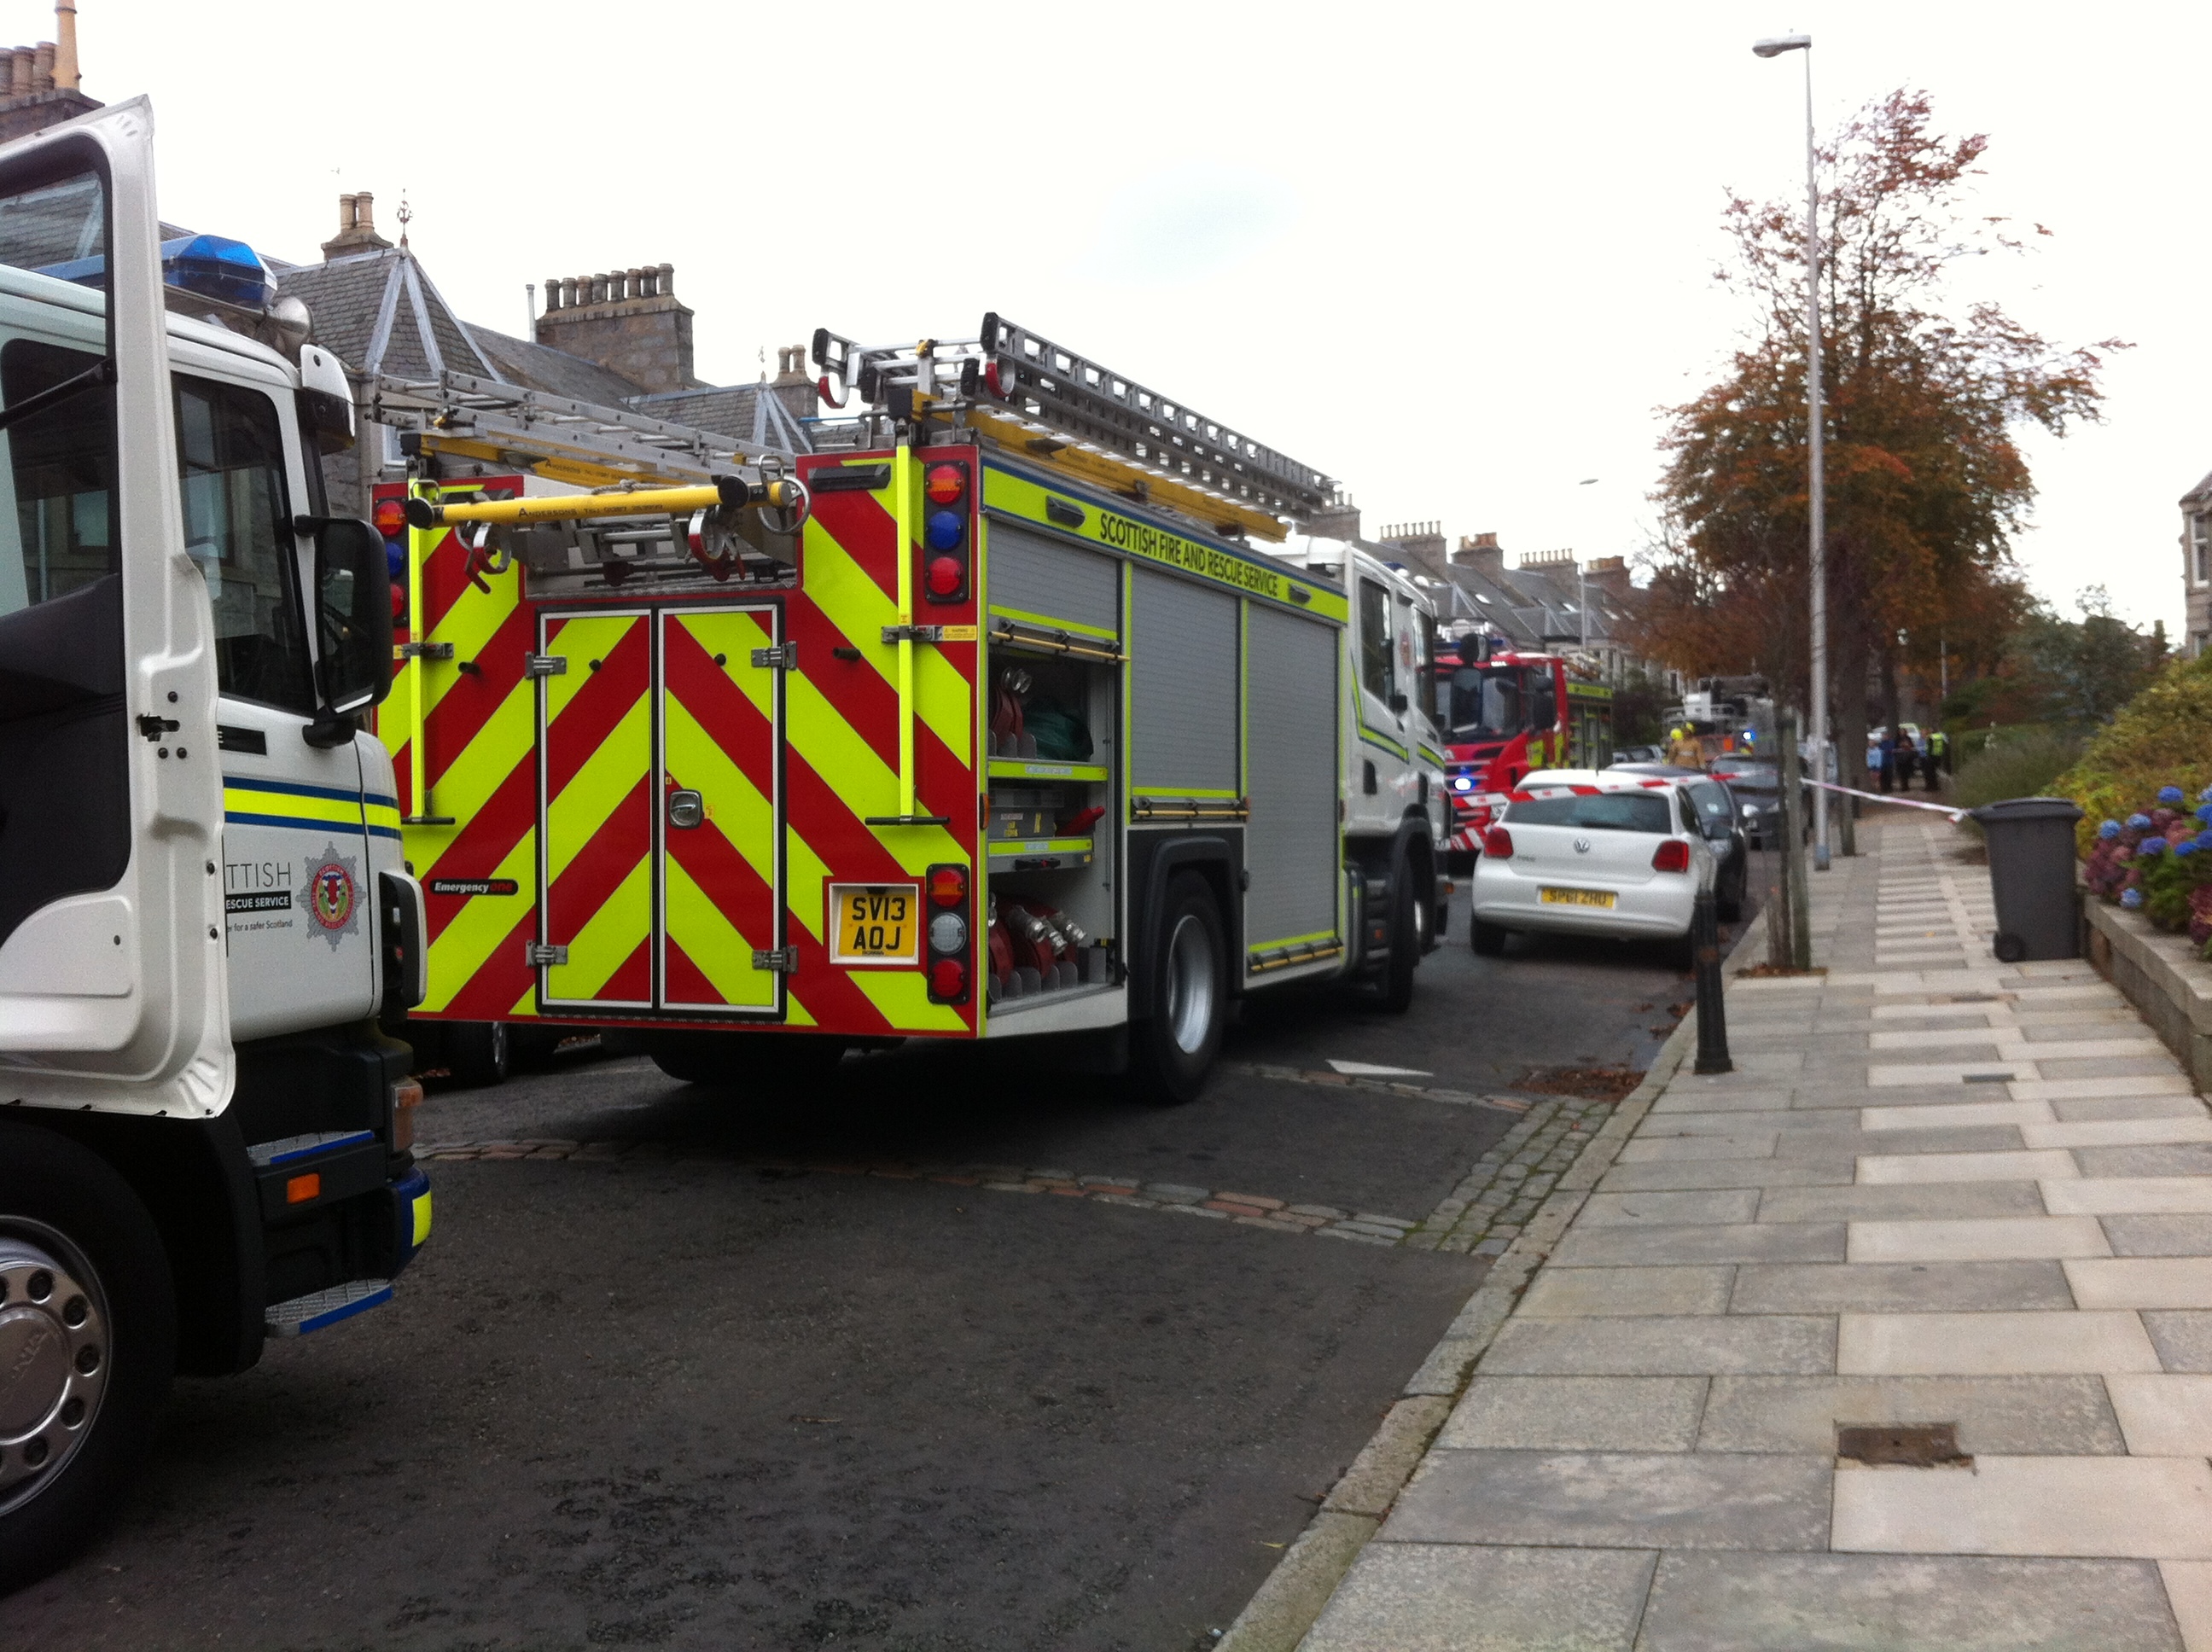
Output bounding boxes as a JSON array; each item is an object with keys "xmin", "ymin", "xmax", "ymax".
[
  {"xmin": 1604, "ymin": 762, "xmax": 1749, "ymax": 920},
  {"xmin": 1613, "ymin": 743, "xmax": 1664, "ymax": 764},
  {"xmin": 1470, "ymin": 770, "xmax": 1717, "ymax": 964}
]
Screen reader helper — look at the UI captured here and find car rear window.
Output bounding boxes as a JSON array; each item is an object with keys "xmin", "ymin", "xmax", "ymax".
[{"xmin": 1504, "ymin": 792, "xmax": 1674, "ymax": 834}]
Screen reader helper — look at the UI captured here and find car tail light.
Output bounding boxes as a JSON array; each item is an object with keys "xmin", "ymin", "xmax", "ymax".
[
  {"xmin": 1483, "ymin": 826, "xmax": 1513, "ymax": 858},
  {"xmin": 924, "ymin": 861, "xmax": 971, "ymax": 1004},
  {"xmin": 1652, "ymin": 839, "xmax": 1692, "ymax": 873}
]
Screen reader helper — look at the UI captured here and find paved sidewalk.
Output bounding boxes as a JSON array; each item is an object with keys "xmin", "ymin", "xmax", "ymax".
[{"xmin": 1301, "ymin": 817, "xmax": 2212, "ymax": 1650}]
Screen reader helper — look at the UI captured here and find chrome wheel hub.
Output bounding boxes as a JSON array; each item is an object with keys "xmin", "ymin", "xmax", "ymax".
[
  {"xmin": 0, "ymin": 1228, "xmax": 108, "ymax": 1513},
  {"xmin": 1164, "ymin": 913, "xmax": 1216, "ymax": 1056}
]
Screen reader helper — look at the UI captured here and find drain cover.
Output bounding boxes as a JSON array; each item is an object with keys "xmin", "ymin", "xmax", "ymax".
[{"xmin": 1837, "ymin": 1422, "xmax": 1970, "ymax": 1467}]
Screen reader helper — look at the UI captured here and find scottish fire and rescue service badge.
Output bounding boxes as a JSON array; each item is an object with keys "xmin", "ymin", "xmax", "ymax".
[{"xmin": 300, "ymin": 842, "xmax": 360, "ymax": 949}]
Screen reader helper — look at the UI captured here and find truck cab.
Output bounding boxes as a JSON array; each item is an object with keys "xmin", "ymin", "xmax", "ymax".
[{"xmin": 0, "ymin": 100, "xmax": 428, "ymax": 1589}]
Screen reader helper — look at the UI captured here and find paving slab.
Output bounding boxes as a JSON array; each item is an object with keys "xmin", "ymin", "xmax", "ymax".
[
  {"xmin": 1831, "ymin": 1454, "xmax": 2212, "ymax": 1559},
  {"xmin": 1696, "ymin": 1374, "xmax": 2125, "ymax": 1455},
  {"xmin": 1480, "ymin": 1315, "xmax": 1836, "ymax": 1376},
  {"xmin": 2043, "ymin": 1178, "xmax": 2212, "ymax": 1217},
  {"xmin": 1847, "ymin": 1216, "xmax": 2110, "ymax": 1263},
  {"xmin": 1301, "ymin": 1543, "xmax": 1657, "ymax": 1652},
  {"xmin": 2106, "ymin": 1374, "xmax": 2212, "ymax": 1457},
  {"xmin": 2066, "ymin": 1258, "xmax": 2212, "ymax": 1310},
  {"xmin": 1755, "ymin": 1182, "xmax": 2046, "ymax": 1223},
  {"xmin": 1597, "ymin": 1158, "xmax": 1855, "ymax": 1193},
  {"xmin": 2145, "ymin": 1312, "xmax": 2212, "ymax": 1372},
  {"xmin": 1778, "ymin": 1125, "xmax": 2029, "ymax": 1158},
  {"xmin": 1517, "ymin": 1265, "xmax": 1735, "ymax": 1318},
  {"xmin": 1439, "ymin": 1376, "xmax": 1708, "ymax": 1451},
  {"xmin": 1729, "ymin": 1259, "xmax": 2074, "ymax": 1315},
  {"xmin": 2104, "ymin": 1215, "xmax": 2212, "ymax": 1256},
  {"xmin": 1575, "ymin": 1189, "xmax": 1761, "ymax": 1227},
  {"xmin": 1635, "ymin": 1552, "xmax": 2182, "ymax": 1652},
  {"xmin": 1550, "ymin": 1221, "xmax": 1846, "ymax": 1267},
  {"xmin": 2078, "ymin": 1145, "xmax": 2212, "ymax": 1179},
  {"xmin": 1837, "ymin": 1310, "xmax": 2163, "ymax": 1375},
  {"xmin": 1856, "ymin": 1149, "xmax": 2080, "ymax": 1185},
  {"xmin": 1385, "ymin": 1449, "xmax": 1833, "ymax": 1551}
]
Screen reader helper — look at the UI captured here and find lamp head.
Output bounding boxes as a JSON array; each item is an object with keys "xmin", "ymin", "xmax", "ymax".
[{"xmin": 1752, "ymin": 33, "xmax": 1811, "ymax": 56}]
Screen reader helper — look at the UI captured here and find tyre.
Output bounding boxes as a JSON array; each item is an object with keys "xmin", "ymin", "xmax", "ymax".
[
  {"xmin": 1377, "ymin": 854, "xmax": 1419, "ymax": 1014},
  {"xmin": 0, "ymin": 1123, "xmax": 176, "ymax": 1594},
  {"xmin": 1717, "ymin": 858, "xmax": 1745, "ymax": 924},
  {"xmin": 441, "ymin": 1021, "xmax": 510, "ymax": 1089},
  {"xmin": 1131, "ymin": 873, "xmax": 1226, "ymax": 1105},
  {"xmin": 647, "ymin": 1032, "xmax": 847, "ymax": 1091},
  {"xmin": 1470, "ymin": 916, "xmax": 1509, "ymax": 957}
]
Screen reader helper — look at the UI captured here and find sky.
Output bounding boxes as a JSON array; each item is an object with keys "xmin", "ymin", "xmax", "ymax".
[{"xmin": 48, "ymin": 0, "xmax": 2212, "ymax": 634}]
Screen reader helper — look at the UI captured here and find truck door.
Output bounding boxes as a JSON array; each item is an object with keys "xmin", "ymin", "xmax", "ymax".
[
  {"xmin": 0, "ymin": 100, "xmax": 230, "ymax": 1109},
  {"xmin": 657, "ymin": 605, "xmax": 783, "ymax": 1015},
  {"xmin": 533, "ymin": 602, "xmax": 786, "ymax": 1015}
]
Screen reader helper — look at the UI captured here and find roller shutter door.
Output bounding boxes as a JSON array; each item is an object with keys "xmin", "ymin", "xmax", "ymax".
[
  {"xmin": 986, "ymin": 520, "xmax": 1120, "ymax": 636},
  {"xmin": 1244, "ymin": 603, "xmax": 1339, "ymax": 951},
  {"xmin": 1130, "ymin": 567, "xmax": 1237, "ymax": 794}
]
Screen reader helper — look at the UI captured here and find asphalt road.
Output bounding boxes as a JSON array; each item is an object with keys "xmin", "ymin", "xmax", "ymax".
[{"xmin": 10, "ymin": 875, "xmax": 1763, "ymax": 1652}]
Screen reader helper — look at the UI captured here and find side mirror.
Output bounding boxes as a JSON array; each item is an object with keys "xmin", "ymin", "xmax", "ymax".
[
  {"xmin": 1389, "ymin": 691, "xmax": 1409, "ymax": 715},
  {"xmin": 299, "ymin": 515, "xmax": 393, "ymax": 747}
]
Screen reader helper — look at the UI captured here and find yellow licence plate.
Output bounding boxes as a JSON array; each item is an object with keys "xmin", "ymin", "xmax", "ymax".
[
  {"xmin": 1540, "ymin": 887, "xmax": 1617, "ymax": 908},
  {"xmin": 830, "ymin": 884, "xmax": 918, "ymax": 963}
]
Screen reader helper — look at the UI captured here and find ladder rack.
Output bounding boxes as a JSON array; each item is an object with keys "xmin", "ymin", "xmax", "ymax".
[
  {"xmin": 811, "ymin": 314, "xmax": 1334, "ymax": 536},
  {"xmin": 367, "ymin": 370, "xmax": 812, "ymax": 489}
]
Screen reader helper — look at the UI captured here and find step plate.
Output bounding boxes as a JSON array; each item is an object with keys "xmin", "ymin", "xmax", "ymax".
[{"xmin": 265, "ymin": 1278, "xmax": 393, "ymax": 1338}]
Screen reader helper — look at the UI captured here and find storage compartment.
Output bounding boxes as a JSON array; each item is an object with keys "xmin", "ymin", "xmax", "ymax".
[{"xmin": 983, "ymin": 645, "xmax": 1119, "ymax": 1011}]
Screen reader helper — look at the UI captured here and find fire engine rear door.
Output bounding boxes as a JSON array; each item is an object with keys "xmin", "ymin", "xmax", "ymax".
[
  {"xmin": 656, "ymin": 605, "xmax": 783, "ymax": 1015},
  {"xmin": 536, "ymin": 608, "xmax": 655, "ymax": 1009}
]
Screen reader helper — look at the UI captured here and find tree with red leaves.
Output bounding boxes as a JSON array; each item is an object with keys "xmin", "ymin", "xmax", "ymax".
[{"xmin": 1636, "ymin": 89, "xmax": 2122, "ymax": 800}]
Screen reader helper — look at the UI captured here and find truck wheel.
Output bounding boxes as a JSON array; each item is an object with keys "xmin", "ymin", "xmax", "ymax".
[
  {"xmin": 0, "ymin": 1123, "xmax": 176, "ymax": 1593},
  {"xmin": 1132, "ymin": 874, "xmax": 1225, "ymax": 1105},
  {"xmin": 444, "ymin": 1021, "xmax": 510, "ymax": 1089},
  {"xmin": 1470, "ymin": 916, "xmax": 1509, "ymax": 957},
  {"xmin": 648, "ymin": 1032, "xmax": 847, "ymax": 1091},
  {"xmin": 1377, "ymin": 857, "xmax": 1419, "ymax": 1014}
]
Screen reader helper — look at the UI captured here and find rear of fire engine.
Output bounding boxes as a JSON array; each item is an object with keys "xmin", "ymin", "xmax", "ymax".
[
  {"xmin": 1434, "ymin": 641, "xmax": 1590, "ymax": 873},
  {"xmin": 383, "ymin": 315, "xmax": 1444, "ymax": 1102},
  {"xmin": 0, "ymin": 102, "xmax": 429, "ymax": 1587}
]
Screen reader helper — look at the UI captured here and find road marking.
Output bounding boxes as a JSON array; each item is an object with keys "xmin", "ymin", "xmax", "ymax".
[
  {"xmin": 411, "ymin": 1141, "xmax": 1423, "ymax": 1244},
  {"xmin": 1224, "ymin": 1062, "xmax": 1532, "ymax": 1113},
  {"xmin": 1326, "ymin": 1059, "xmax": 1435, "ymax": 1079}
]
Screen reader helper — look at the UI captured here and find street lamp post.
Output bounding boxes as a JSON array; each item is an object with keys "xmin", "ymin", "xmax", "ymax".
[{"xmin": 1753, "ymin": 32, "xmax": 1831, "ymax": 870}]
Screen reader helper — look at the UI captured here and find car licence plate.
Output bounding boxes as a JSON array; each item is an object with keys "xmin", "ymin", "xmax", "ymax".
[
  {"xmin": 1540, "ymin": 887, "xmax": 1617, "ymax": 908},
  {"xmin": 830, "ymin": 883, "xmax": 918, "ymax": 963}
]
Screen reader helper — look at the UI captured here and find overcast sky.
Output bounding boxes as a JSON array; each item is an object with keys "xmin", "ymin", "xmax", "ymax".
[{"xmin": 53, "ymin": 0, "xmax": 2210, "ymax": 633}]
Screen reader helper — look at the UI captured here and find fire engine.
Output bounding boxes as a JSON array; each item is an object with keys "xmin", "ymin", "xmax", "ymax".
[
  {"xmin": 1, "ymin": 102, "xmax": 434, "ymax": 1584},
  {"xmin": 376, "ymin": 316, "xmax": 1446, "ymax": 1101},
  {"xmin": 1433, "ymin": 638, "xmax": 1613, "ymax": 870}
]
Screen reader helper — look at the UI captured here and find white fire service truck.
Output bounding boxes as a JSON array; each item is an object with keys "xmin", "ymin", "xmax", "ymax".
[
  {"xmin": 381, "ymin": 316, "xmax": 1447, "ymax": 1101},
  {"xmin": 0, "ymin": 101, "xmax": 449, "ymax": 1585}
]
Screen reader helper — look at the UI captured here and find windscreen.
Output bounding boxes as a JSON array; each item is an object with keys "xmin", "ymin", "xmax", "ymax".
[
  {"xmin": 1685, "ymin": 781, "xmax": 1736, "ymax": 829},
  {"xmin": 1447, "ymin": 664, "xmax": 1520, "ymax": 740},
  {"xmin": 1504, "ymin": 791, "xmax": 1674, "ymax": 833}
]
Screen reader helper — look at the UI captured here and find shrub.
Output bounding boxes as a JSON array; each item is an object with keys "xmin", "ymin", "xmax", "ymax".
[
  {"xmin": 2056, "ymin": 652, "xmax": 2212, "ymax": 856},
  {"xmin": 1952, "ymin": 728, "xmax": 2085, "ymax": 823}
]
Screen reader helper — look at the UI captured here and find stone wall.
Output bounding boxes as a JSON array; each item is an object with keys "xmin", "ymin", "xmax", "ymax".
[{"xmin": 2082, "ymin": 893, "xmax": 2212, "ymax": 1091}]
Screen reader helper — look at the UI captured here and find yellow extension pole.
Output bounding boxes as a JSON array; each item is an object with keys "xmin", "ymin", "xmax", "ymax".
[
  {"xmin": 402, "ymin": 477, "xmax": 805, "ymax": 532},
  {"xmin": 893, "ymin": 439, "xmax": 917, "ymax": 818},
  {"xmin": 405, "ymin": 480, "xmax": 430, "ymax": 823}
]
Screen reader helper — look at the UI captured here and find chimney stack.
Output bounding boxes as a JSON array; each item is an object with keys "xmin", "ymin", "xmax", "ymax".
[
  {"xmin": 1451, "ymin": 532, "xmax": 1507, "ymax": 578},
  {"xmin": 1583, "ymin": 555, "xmax": 1633, "ymax": 602},
  {"xmin": 0, "ymin": 6, "xmax": 98, "ymax": 140},
  {"xmin": 1377, "ymin": 520, "xmax": 1449, "ymax": 579},
  {"xmin": 321, "ymin": 189, "xmax": 394, "ymax": 260},
  {"xmin": 533, "ymin": 258, "xmax": 698, "ymax": 393}
]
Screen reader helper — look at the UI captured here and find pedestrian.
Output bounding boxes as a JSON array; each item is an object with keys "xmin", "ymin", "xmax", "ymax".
[
  {"xmin": 1921, "ymin": 735, "xmax": 1941, "ymax": 793},
  {"xmin": 1930, "ymin": 726, "xmax": 1950, "ymax": 777},
  {"xmin": 1877, "ymin": 730, "xmax": 1895, "ymax": 794}
]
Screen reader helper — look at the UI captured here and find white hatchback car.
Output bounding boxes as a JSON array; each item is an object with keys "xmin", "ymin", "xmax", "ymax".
[{"xmin": 1468, "ymin": 770, "xmax": 1714, "ymax": 963}]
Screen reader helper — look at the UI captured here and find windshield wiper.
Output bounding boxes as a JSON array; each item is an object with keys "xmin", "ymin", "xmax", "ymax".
[{"xmin": 0, "ymin": 355, "xmax": 114, "ymax": 435}]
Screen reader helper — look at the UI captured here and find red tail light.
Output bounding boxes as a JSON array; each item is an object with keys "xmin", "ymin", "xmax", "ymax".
[
  {"xmin": 924, "ymin": 861, "xmax": 971, "ymax": 1005},
  {"xmin": 930, "ymin": 957, "xmax": 968, "ymax": 999},
  {"xmin": 928, "ymin": 864, "xmax": 969, "ymax": 908},
  {"xmin": 1483, "ymin": 826, "xmax": 1513, "ymax": 858},
  {"xmin": 1652, "ymin": 839, "xmax": 1691, "ymax": 873}
]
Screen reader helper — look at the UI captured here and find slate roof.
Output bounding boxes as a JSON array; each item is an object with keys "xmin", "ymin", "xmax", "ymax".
[
  {"xmin": 469, "ymin": 326, "xmax": 643, "ymax": 404},
  {"xmin": 632, "ymin": 385, "xmax": 803, "ymax": 448},
  {"xmin": 277, "ymin": 249, "xmax": 498, "ymax": 382},
  {"xmin": 2181, "ymin": 470, "xmax": 2212, "ymax": 509}
]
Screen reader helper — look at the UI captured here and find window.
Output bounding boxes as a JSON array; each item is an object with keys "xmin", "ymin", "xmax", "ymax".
[
  {"xmin": 2195, "ymin": 515, "xmax": 2210, "ymax": 586},
  {"xmin": 1505, "ymin": 791, "xmax": 1673, "ymax": 834},
  {"xmin": 1447, "ymin": 664, "xmax": 1521, "ymax": 740},
  {"xmin": 175, "ymin": 374, "xmax": 314, "ymax": 714},
  {"xmin": 0, "ymin": 337, "xmax": 114, "ymax": 618},
  {"xmin": 1358, "ymin": 577, "xmax": 1393, "ymax": 703},
  {"xmin": 1524, "ymin": 666, "xmax": 1557, "ymax": 730}
]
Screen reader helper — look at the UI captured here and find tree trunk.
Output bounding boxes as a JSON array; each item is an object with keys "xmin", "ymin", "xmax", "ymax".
[{"xmin": 1880, "ymin": 643, "xmax": 1902, "ymax": 736}]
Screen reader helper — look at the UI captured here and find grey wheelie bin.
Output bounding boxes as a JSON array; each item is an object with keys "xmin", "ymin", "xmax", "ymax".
[{"xmin": 1970, "ymin": 796, "xmax": 2084, "ymax": 963}]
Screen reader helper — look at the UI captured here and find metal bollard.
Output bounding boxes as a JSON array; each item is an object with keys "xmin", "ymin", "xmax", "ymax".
[{"xmin": 1692, "ymin": 889, "xmax": 1732, "ymax": 1074}]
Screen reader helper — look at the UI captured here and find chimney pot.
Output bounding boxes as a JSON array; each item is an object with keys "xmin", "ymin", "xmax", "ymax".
[
  {"xmin": 355, "ymin": 190, "xmax": 375, "ymax": 236},
  {"xmin": 32, "ymin": 41, "xmax": 52, "ymax": 94},
  {"xmin": 542, "ymin": 275, "xmax": 560, "ymax": 312},
  {"xmin": 338, "ymin": 193, "xmax": 357, "ymax": 232},
  {"xmin": 51, "ymin": 0, "xmax": 76, "ymax": 93},
  {"xmin": 656, "ymin": 262, "xmax": 674, "ymax": 298},
  {"xmin": 626, "ymin": 266, "xmax": 646, "ymax": 302},
  {"xmin": 10, "ymin": 49, "xmax": 29, "ymax": 99}
]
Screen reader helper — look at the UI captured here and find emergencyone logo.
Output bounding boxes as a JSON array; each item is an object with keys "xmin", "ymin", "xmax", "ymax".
[{"xmin": 299, "ymin": 842, "xmax": 360, "ymax": 949}]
